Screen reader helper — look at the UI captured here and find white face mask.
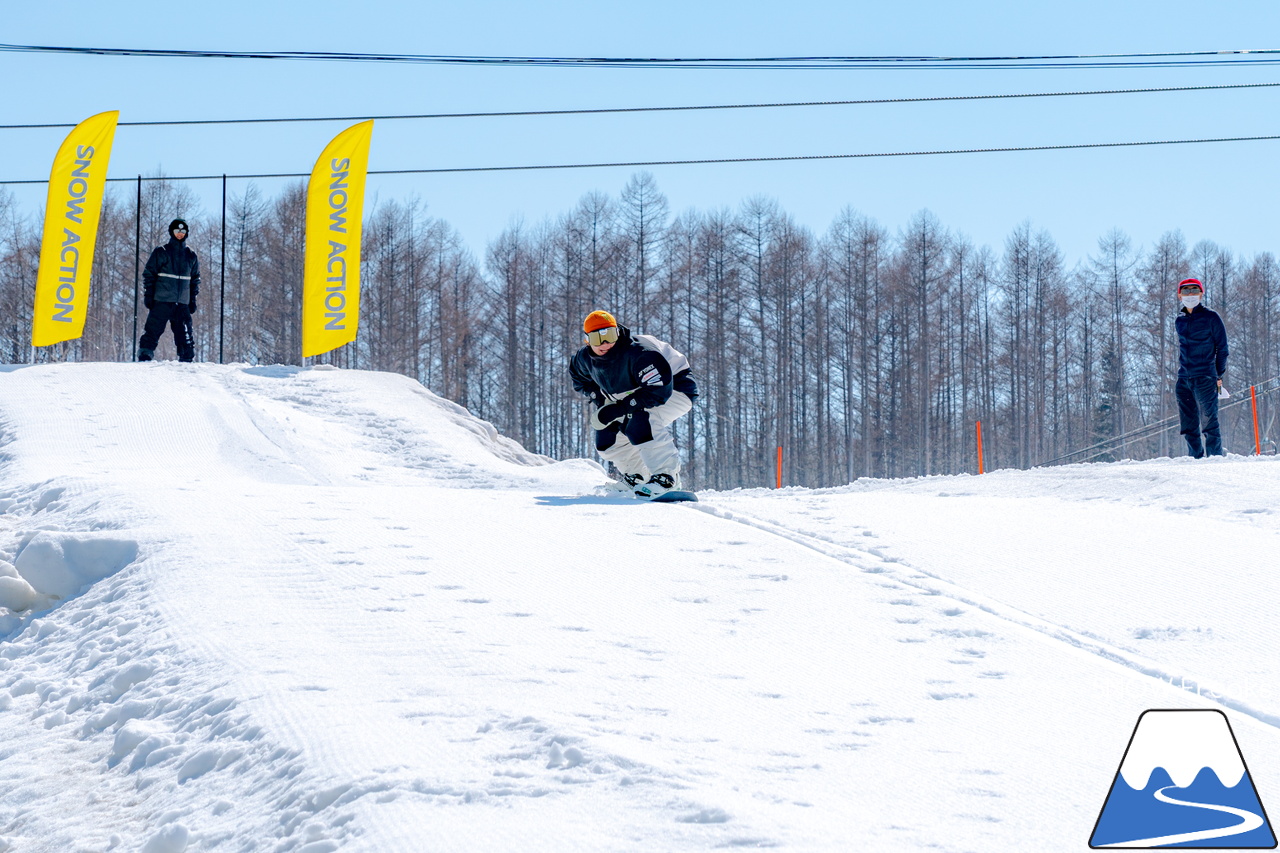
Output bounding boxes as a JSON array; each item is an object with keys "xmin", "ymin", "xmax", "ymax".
[{"xmin": 1181, "ymin": 295, "xmax": 1201, "ymax": 310}]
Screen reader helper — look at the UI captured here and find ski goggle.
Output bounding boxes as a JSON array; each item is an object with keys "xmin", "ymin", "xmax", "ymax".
[{"xmin": 585, "ymin": 326, "xmax": 620, "ymax": 346}]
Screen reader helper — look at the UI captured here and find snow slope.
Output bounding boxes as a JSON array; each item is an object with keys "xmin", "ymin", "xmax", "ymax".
[{"xmin": 1, "ymin": 362, "xmax": 1277, "ymax": 852}]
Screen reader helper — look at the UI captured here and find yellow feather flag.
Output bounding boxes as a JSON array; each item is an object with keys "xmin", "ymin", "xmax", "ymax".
[
  {"xmin": 302, "ymin": 120, "xmax": 374, "ymax": 357},
  {"xmin": 32, "ymin": 110, "xmax": 120, "ymax": 346}
]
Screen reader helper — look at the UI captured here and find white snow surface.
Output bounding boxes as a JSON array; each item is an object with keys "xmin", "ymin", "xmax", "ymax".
[{"xmin": 1, "ymin": 361, "xmax": 1278, "ymax": 852}]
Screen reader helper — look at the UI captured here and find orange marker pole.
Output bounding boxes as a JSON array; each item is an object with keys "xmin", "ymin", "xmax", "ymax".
[
  {"xmin": 776, "ymin": 446, "xmax": 783, "ymax": 489},
  {"xmin": 1251, "ymin": 385, "xmax": 1262, "ymax": 455},
  {"xmin": 976, "ymin": 420, "xmax": 985, "ymax": 475}
]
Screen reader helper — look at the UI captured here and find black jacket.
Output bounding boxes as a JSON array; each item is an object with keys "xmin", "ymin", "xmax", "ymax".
[
  {"xmin": 569, "ymin": 326, "xmax": 698, "ymax": 409},
  {"xmin": 143, "ymin": 237, "xmax": 201, "ymax": 305},
  {"xmin": 1175, "ymin": 304, "xmax": 1229, "ymax": 379}
]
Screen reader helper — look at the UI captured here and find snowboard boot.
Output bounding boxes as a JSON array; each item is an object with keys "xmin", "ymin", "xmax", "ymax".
[
  {"xmin": 636, "ymin": 473, "xmax": 677, "ymax": 499},
  {"xmin": 137, "ymin": 347, "xmax": 155, "ymax": 362},
  {"xmin": 600, "ymin": 473, "xmax": 644, "ymax": 495},
  {"xmin": 622, "ymin": 472, "xmax": 650, "ymax": 498}
]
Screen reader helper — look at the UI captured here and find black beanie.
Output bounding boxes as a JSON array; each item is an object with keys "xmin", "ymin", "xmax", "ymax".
[{"xmin": 169, "ymin": 218, "xmax": 189, "ymax": 238}]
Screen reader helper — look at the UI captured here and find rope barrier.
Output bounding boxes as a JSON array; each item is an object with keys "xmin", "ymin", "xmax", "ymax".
[{"xmin": 1038, "ymin": 375, "xmax": 1280, "ymax": 466}]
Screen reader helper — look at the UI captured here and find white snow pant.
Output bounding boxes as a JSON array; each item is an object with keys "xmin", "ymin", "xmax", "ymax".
[{"xmin": 598, "ymin": 391, "xmax": 693, "ymax": 481}]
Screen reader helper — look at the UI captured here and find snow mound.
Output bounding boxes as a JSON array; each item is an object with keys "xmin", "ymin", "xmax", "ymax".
[
  {"xmin": 0, "ymin": 574, "xmax": 36, "ymax": 612},
  {"xmin": 0, "ymin": 363, "xmax": 601, "ymax": 492},
  {"xmin": 15, "ymin": 531, "xmax": 138, "ymax": 601}
]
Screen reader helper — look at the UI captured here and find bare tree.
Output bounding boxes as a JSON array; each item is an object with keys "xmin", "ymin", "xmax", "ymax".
[
  {"xmin": 618, "ymin": 172, "xmax": 669, "ymax": 329},
  {"xmin": 1132, "ymin": 232, "xmax": 1189, "ymax": 456}
]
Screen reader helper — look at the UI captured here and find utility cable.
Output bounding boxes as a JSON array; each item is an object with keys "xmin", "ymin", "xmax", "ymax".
[
  {"xmin": 2, "ymin": 132, "xmax": 1278, "ymax": 186},
  {"xmin": 2, "ymin": 42, "xmax": 1280, "ymax": 69},
  {"xmin": 2, "ymin": 81, "xmax": 1278, "ymax": 131}
]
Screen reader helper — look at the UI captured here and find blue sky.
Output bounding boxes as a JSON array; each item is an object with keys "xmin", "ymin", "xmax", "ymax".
[{"xmin": 4, "ymin": 0, "xmax": 1279, "ymax": 267}]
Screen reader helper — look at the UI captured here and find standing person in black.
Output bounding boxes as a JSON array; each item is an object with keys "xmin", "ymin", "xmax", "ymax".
[
  {"xmin": 1174, "ymin": 277, "xmax": 1230, "ymax": 458},
  {"xmin": 138, "ymin": 218, "xmax": 200, "ymax": 362}
]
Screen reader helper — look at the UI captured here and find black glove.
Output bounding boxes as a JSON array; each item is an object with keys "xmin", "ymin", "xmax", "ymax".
[
  {"xmin": 188, "ymin": 298, "xmax": 197, "ymax": 315},
  {"xmin": 597, "ymin": 401, "xmax": 631, "ymax": 425},
  {"xmin": 144, "ymin": 294, "xmax": 155, "ymax": 310}
]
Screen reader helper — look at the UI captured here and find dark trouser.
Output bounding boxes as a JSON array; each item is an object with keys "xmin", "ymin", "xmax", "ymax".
[
  {"xmin": 1176, "ymin": 375, "xmax": 1223, "ymax": 458},
  {"xmin": 139, "ymin": 302, "xmax": 195, "ymax": 362}
]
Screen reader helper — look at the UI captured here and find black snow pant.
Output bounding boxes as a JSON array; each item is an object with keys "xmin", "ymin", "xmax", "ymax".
[
  {"xmin": 139, "ymin": 302, "xmax": 195, "ymax": 362},
  {"xmin": 1176, "ymin": 375, "xmax": 1223, "ymax": 458}
]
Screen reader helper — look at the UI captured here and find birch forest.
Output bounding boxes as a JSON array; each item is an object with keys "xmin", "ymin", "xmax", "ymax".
[{"xmin": 2, "ymin": 173, "xmax": 1277, "ymax": 489}]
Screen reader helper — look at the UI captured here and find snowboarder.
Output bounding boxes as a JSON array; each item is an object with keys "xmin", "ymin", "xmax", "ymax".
[
  {"xmin": 1174, "ymin": 277, "xmax": 1229, "ymax": 458},
  {"xmin": 138, "ymin": 218, "xmax": 200, "ymax": 362},
  {"xmin": 569, "ymin": 310, "xmax": 698, "ymax": 498}
]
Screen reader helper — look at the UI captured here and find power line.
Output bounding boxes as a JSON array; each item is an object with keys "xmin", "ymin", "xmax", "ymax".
[
  {"xmin": 3, "ymin": 81, "xmax": 1279, "ymax": 131},
  {"xmin": 3, "ymin": 42, "xmax": 1280, "ymax": 69},
  {"xmin": 2, "ymin": 131, "xmax": 1277, "ymax": 187}
]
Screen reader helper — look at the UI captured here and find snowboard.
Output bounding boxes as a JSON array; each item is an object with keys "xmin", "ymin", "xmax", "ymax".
[{"xmin": 645, "ymin": 489, "xmax": 698, "ymax": 503}]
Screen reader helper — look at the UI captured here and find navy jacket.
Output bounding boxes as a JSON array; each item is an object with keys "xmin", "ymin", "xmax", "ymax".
[
  {"xmin": 1175, "ymin": 304, "xmax": 1229, "ymax": 379},
  {"xmin": 569, "ymin": 326, "xmax": 698, "ymax": 410},
  {"xmin": 143, "ymin": 237, "xmax": 201, "ymax": 305}
]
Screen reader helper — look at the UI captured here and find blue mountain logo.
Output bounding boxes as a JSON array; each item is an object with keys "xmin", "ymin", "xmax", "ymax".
[{"xmin": 1091, "ymin": 709, "xmax": 1276, "ymax": 848}]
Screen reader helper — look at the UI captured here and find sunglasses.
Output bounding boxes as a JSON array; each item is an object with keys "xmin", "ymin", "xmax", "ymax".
[
  {"xmin": 585, "ymin": 326, "xmax": 620, "ymax": 346},
  {"xmin": 1179, "ymin": 286, "xmax": 1202, "ymax": 295}
]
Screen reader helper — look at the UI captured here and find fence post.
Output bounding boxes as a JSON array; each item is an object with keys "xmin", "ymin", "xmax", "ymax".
[
  {"xmin": 976, "ymin": 420, "xmax": 985, "ymax": 474},
  {"xmin": 776, "ymin": 446, "xmax": 782, "ymax": 489},
  {"xmin": 1251, "ymin": 385, "xmax": 1262, "ymax": 455}
]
